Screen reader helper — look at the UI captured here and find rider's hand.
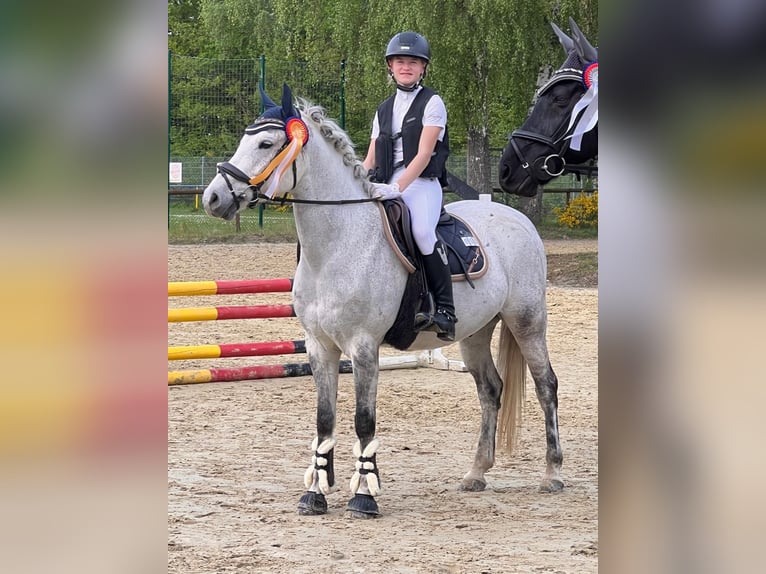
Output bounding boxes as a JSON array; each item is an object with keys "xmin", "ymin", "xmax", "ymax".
[{"xmin": 369, "ymin": 182, "xmax": 400, "ymax": 201}]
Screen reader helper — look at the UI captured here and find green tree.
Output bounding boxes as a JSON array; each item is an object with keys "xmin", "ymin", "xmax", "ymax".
[
  {"xmin": 425, "ymin": 0, "xmax": 550, "ymax": 193},
  {"xmin": 198, "ymin": 0, "xmax": 277, "ymax": 58},
  {"xmin": 168, "ymin": 0, "xmax": 215, "ymax": 56}
]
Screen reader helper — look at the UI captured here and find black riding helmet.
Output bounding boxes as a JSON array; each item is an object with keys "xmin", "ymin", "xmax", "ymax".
[{"xmin": 385, "ymin": 31, "xmax": 431, "ymax": 64}]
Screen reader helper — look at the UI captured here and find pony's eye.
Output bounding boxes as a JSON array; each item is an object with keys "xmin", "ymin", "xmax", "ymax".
[{"xmin": 259, "ymin": 141, "xmax": 273, "ymax": 149}]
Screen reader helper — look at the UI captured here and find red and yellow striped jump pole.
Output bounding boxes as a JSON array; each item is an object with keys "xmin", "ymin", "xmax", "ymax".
[
  {"xmin": 168, "ymin": 278, "xmax": 293, "ymax": 297},
  {"xmin": 168, "ymin": 360, "xmax": 354, "ymax": 385},
  {"xmin": 168, "ymin": 340, "xmax": 306, "ymax": 361},
  {"xmin": 167, "ymin": 356, "xmax": 419, "ymax": 385},
  {"xmin": 168, "ymin": 304, "xmax": 295, "ymax": 323}
]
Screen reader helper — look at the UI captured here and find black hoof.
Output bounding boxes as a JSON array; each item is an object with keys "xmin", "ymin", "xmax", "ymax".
[
  {"xmin": 297, "ymin": 491, "xmax": 328, "ymax": 515},
  {"xmin": 346, "ymin": 493, "xmax": 380, "ymax": 518}
]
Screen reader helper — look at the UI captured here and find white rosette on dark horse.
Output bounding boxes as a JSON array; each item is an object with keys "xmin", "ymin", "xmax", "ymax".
[{"xmin": 565, "ymin": 61, "xmax": 598, "ymax": 151}]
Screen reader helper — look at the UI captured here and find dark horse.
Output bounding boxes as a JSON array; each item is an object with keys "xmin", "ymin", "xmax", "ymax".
[{"xmin": 499, "ymin": 18, "xmax": 598, "ymax": 197}]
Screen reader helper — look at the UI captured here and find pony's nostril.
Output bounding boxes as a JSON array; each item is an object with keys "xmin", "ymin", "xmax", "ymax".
[
  {"xmin": 209, "ymin": 192, "xmax": 219, "ymax": 206},
  {"xmin": 499, "ymin": 163, "xmax": 510, "ymax": 181}
]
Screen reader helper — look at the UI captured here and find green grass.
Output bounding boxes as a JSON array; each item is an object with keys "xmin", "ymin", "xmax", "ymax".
[
  {"xmin": 169, "ymin": 201, "xmax": 298, "ymax": 243},
  {"xmin": 537, "ymin": 214, "xmax": 598, "ymax": 240}
]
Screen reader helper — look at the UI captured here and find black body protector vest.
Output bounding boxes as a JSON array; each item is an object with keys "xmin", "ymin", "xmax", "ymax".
[{"xmin": 372, "ymin": 86, "xmax": 449, "ymax": 186}]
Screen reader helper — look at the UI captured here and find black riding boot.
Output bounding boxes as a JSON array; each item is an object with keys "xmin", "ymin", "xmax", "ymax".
[{"xmin": 414, "ymin": 241, "xmax": 457, "ymax": 342}]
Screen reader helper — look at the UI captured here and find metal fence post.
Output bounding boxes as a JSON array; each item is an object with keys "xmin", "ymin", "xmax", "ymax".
[
  {"xmin": 340, "ymin": 59, "xmax": 346, "ymax": 130},
  {"xmin": 168, "ymin": 49, "xmax": 172, "ymax": 229},
  {"xmin": 259, "ymin": 55, "xmax": 266, "ymax": 115},
  {"xmin": 258, "ymin": 54, "xmax": 267, "ymax": 228}
]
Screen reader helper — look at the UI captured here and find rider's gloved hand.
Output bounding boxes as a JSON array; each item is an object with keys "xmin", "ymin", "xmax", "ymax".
[{"xmin": 369, "ymin": 182, "xmax": 400, "ymax": 201}]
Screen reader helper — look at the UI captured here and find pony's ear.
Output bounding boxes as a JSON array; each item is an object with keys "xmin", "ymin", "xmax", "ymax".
[
  {"xmin": 569, "ymin": 18, "xmax": 598, "ymax": 62},
  {"xmin": 259, "ymin": 85, "xmax": 279, "ymax": 111},
  {"xmin": 281, "ymin": 83, "xmax": 297, "ymax": 118},
  {"xmin": 550, "ymin": 21, "xmax": 574, "ymax": 55}
]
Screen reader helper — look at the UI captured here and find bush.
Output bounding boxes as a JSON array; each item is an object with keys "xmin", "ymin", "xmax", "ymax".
[{"xmin": 554, "ymin": 191, "xmax": 598, "ymax": 228}]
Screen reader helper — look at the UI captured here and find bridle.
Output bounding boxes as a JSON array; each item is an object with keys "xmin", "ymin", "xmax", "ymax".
[
  {"xmin": 216, "ymin": 118, "xmax": 377, "ymax": 209},
  {"xmin": 507, "ymin": 68, "xmax": 597, "ymax": 186}
]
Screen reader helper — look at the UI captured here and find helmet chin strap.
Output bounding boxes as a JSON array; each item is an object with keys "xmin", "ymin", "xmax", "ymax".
[{"xmin": 389, "ymin": 71, "xmax": 425, "ymax": 92}]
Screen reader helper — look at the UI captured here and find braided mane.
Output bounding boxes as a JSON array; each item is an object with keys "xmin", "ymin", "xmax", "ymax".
[{"xmin": 297, "ymin": 99, "xmax": 373, "ymax": 193}]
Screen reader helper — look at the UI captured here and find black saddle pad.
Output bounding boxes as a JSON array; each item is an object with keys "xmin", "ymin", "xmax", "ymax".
[
  {"xmin": 436, "ymin": 211, "xmax": 486, "ymax": 281},
  {"xmin": 381, "ymin": 199, "xmax": 487, "ymax": 282}
]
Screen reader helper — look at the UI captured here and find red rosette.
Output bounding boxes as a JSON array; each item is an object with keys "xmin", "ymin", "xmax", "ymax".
[
  {"xmin": 583, "ymin": 62, "xmax": 598, "ymax": 88},
  {"xmin": 286, "ymin": 117, "xmax": 309, "ymax": 145}
]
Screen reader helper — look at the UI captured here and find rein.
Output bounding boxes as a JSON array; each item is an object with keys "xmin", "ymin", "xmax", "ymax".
[
  {"xmin": 257, "ymin": 193, "xmax": 377, "ymax": 206},
  {"xmin": 218, "ymin": 161, "xmax": 377, "ymax": 208}
]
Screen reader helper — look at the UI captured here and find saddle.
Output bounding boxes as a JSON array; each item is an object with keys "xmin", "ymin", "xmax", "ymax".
[
  {"xmin": 377, "ymin": 198, "xmax": 488, "ymax": 350},
  {"xmin": 377, "ymin": 198, "xmax": 488, "ymax": 286}
]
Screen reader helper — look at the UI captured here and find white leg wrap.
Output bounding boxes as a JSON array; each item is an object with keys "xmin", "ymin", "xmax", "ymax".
[
  {"xmin": 349, "ymin": 471, "xmax": 361, "ymax": 494},
  {"xmin": 303, "ymin": 437, "xmax": 319, "ymax": 489},
  {"xmin": 349, "ymin": 439, "xmax": 381, "ymax": 496},
  {"xmin": 304, "ymin": 437, "xmax": 338, "ymax": 495}
]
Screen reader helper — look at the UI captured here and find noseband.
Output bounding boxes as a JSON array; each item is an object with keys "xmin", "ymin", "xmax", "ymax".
[
  {"xmin": 508, "ymin": 131, "xmax": 567, "ymax": 185},
  {"xmin": 507, "ymin": 68, "xmax": 595, "ymax": 186}
]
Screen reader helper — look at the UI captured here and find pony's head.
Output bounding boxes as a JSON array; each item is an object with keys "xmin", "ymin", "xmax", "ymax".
[
  {"xmin": 202, "ymin": 83, "xmax": 312, "ymax": 220},
  {"xmin": 498, "ymin": 18, "xmax": 598, "ymax": 197}
]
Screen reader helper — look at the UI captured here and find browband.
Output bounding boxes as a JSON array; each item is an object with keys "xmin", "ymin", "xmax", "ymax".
[{"xmin": 245, "ymin": 120, "xmax": 286, "ymax": 135}]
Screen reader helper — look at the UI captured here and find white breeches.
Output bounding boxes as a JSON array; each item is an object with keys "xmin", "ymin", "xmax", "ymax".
[{"xmin": 392, "ymin": 167, "xmax": 443, "ymax": 255}]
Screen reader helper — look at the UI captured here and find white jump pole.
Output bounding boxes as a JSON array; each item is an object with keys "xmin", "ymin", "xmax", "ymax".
[
  {"xmin": 378, "ymin": 355, "xmax": 421, "ymax": 370},
  {"xmin": 417, "ymin": 348, "xmax": 467, "ymax": 372}
]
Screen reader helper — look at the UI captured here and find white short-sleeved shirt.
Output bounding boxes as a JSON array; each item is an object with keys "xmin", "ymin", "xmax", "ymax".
[{"xmin": 371, "ymin": 86, "xmax": 447, "ymax": 166}]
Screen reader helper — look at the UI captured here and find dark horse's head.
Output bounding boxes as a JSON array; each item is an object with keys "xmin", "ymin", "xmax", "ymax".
[{"xmin": 499, "ymin": 18, "xmax": 598, "ymax": 197}]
